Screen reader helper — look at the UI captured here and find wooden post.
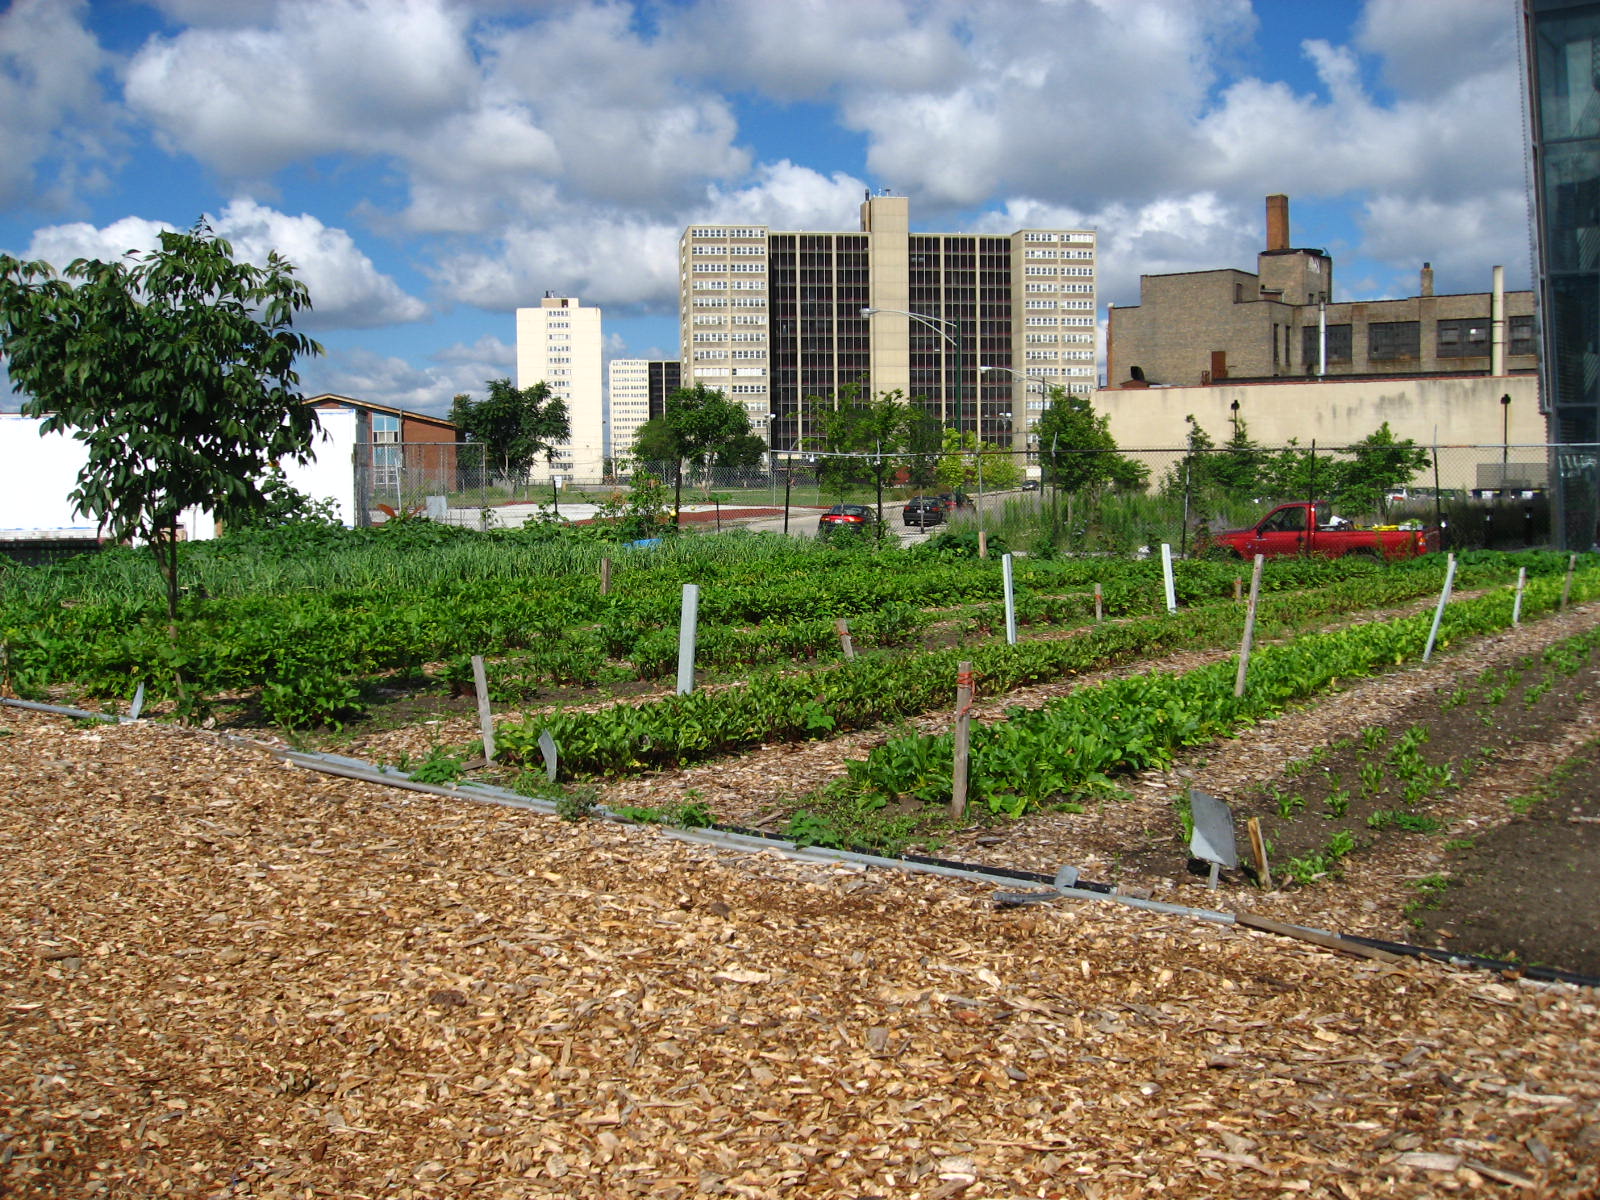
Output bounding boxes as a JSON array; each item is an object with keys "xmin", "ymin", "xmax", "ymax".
[
  {"xmin": 836, "ymin": 617, "xmax": 856, "ymax": 661},
  {"xmin": 1245, "ymin": 817, "xmax": 1272, "ymax": 890},
  {"xmin": 1234, "ymin": 554, "xmax": 1265, "ymax": 698},
  {"xmin": 1234, "ymin": 576, "xmax": 1242, "ymax": 603},
  {"xmin": 951, "ymin": 661, "xmax": 974, "ymax": 820},
  {"xmin": 1512, "ymin": 566, "xmax": 1527, "ymax": 627},
  {"xmin": 471, "ymin": 654, "xmax": 496, "ymax": 763},
  {"xmin": 600, "ymin": 556, "xmax": 613, "ymax": 596},
  {"xmin": 1422, "ymin": 553, "xmax": 1458, "ymax": 663},
  {"xmin": 978, "ymin": 529, "xmax": 988, "ymax": 560},
  {"xmin": 1561, "ymin": 553, "xmax": 1577, "ymax": 610},
  {"xmin": 1093, "ymin": 582, "xmax": 1103, "ymax": 623}
]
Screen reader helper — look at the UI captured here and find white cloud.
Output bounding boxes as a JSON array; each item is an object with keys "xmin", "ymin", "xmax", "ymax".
[
  {"xmin": 123, "ymin": 0, "xmax": 480, "ymax": 178},
  {"xmin": 0, "ymin": 0, "xmax": 116, "ymax": 208},
  {"xmin": 1357, "ymin": 0, "xmax": 1517, "ymax": 100},
  {"xmin": 1357, "ymin": 191, "xmax": 1535, "ymax": 295},
  {"xmin": 702, "ymin": 162, "xmax": 869, "ymax": 229},
  {"xmin": 210, "ymin": 199, "xmax": 429, "ymax": 329},
  {"xmin": 304, "ymin": 342, "xmax": 508, "ymax": 417},
  {"xmin": 14, "ymin": 202, "xmax": 428, "ymax": 331}
]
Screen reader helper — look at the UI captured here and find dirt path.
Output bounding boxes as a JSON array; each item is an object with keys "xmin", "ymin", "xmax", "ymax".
[{"xmin": 3, "ymin": 703, "xmax": 1599, "ymax": 1198}]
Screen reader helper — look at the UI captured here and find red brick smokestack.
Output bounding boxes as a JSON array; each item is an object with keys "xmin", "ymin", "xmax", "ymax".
[{"xmin": 1266, "ymin": 194, "xmax": 1289, "ymax": 252}]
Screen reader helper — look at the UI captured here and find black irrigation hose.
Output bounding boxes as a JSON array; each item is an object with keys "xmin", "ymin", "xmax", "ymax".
[{"xmin": 6, "ymin": 696, "xmax": 1597, "ymax": 990}]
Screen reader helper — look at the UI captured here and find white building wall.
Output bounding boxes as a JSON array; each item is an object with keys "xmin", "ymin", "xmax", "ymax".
[
  {"xmin": 516, "ymin": 296, "xmax": 604, "ymax": 481},
  {"xmin": 1, "ymin": 409, "xmax": 359, "ymax": 540}
]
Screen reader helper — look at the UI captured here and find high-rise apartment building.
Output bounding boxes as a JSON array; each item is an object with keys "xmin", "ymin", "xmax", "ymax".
[
  {"xmin": 607, "ymin": 358, "xmax": 681, "ymax": 462},
  {"xmin": 679, "ymin": 194, "xmax": 1096, "ymax": 450},
  {"xmin": 515, "ymin": 295, "xmax": 603, "ymax": 481}
]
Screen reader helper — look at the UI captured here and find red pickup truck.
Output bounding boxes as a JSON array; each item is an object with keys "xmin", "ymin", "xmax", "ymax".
[{"xmin": 1200, "ymin": 502, "xmax": 1439, "ymax": 562}]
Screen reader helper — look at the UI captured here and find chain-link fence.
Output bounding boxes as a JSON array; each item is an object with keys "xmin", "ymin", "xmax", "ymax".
[{"xmin": 352, "ymin": 440, "xmax": 1597, "ymax": 553}]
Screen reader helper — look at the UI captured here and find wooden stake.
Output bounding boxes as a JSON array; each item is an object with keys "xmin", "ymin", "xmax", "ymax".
[
  {"xmin": 1234, "ymin": 576, "xmax": 1242, "ymax": 603},
  {"xmin": 1561, "ymin": 553, "xmax": 1577, "ymax": 609},
  {"xmin": 951, "ymin": 661, "xmax": 974, "ymax": 820},
  {"xmin": 1512, "ymin": 566, "xmax": 1526, "ymax": 627},
  {"xmin": 1234, "ymin": 554, "xmax": 1265, "ymax": 698},
  {"xmin": 471, "ymin": 654, "xmax": 496, "ymax": 763},
  {"xmin": 1235, "ymin": 912, "xmax": 1405, "ymax": 965},
  {"xmin": 1093, "ymin": 581, "xmax": 1103, "ymax": 623},
  {"xmin": 1245, "ymin": 816, "xmax": 1272, "ymax": 890},
  {"xmin": 600, "ymin": 556, "xmax": 612, "ymax": 596},
  {"xmin": 978, "ymin": 530, "xmax": 988, "ymax": 560},
  {"xmin": 836, "ymin": 617, "xmax": 855, "ymax": 660}
]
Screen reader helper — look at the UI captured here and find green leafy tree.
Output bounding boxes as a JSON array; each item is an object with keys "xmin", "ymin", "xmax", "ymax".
[
  {"xmin": 1333, "ymin": 422, "xmax": 1432, "ymax": 518},
  {"xmin": 1034, "ymin": 388, "xmax": 1147, "ymax": 495},
  {"xmin": 0, "ymin": 223, "xmax": 323, "ymax": 640},
  {"xmin": 450, "ymin": 378, "xmax": 569, "ymax": 493},
  {"xmin": 807, "ymin": 386, "xmax": 920, "ymax": 511},
  {"xmin": 934, "ymin": 428, "xmax": 1024, "ymax": 493},
  {"xmin": 631, "ymin": 383, "xmax": 755, "ymax": 522}
]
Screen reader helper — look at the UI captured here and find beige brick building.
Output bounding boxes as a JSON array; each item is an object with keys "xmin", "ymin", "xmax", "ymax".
[{"xmin": 1107, "ymin": 196, "xmax": 1538, "ymax": 388}]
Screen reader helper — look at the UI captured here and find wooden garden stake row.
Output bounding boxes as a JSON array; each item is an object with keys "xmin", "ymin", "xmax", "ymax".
[{"xmin": 951, "ymin": 660, "xmax": 974, "ymax": 820}]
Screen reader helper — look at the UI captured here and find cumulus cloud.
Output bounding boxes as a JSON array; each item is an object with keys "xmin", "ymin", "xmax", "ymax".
[
  {"xmin": 1357, "ymin": 191, "xmax": 1535, "ymax": 295},
  {"xmin": 210, "ymin": 199, "xmax": 429, "ymax": 329},
  {"xmin": 1357, "ymin": 0, "xmax": 1517, "ymax": 100},
  {"xmin": 13, "ymin": 202, "xmax": 428, "ymax": 331},
  {"xmin": 0, "ymin": 0, "xmax": 116, "ymax": 208},
  {"xmin": 124, "ymin": 0, "xmax": 480, "ymax": 178},
  {"xmin": 304, "ymin": 342, "xmax": 507, "ymax": 416}
]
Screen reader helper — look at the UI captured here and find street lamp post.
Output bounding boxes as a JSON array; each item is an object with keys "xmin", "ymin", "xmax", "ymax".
[
  {"xmin": 862, "ymin": 306, "xmax": 964, "ymax": 433},
  {"xmin": 1501, "ymin": 392, "xmax": 1512, "ymax": 495}
]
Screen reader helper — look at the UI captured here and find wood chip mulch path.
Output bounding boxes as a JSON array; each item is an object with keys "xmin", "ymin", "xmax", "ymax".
[{"xmin": 3, "ymin": 704, "xmax": 1599, "ymax": 1198}]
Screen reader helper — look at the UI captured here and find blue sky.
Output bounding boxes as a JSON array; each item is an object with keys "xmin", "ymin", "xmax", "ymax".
[{"xmin": 1, "ymin": 0, "xmax": 1530, "ymax": 416}]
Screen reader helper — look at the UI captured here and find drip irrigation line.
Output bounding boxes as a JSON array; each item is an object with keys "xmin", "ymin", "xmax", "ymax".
[{"xmin": 6, "ymin": 695, "xmax": 1598, "ymax": 989}]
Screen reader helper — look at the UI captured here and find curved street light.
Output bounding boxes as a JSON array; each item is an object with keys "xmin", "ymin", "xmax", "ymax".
[{"xmin": 862, "ymin": 306, "xmax": 965, "ymax": 433}]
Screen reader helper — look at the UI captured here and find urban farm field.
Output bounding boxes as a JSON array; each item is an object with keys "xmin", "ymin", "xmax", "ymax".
[{"xmin": 6, "ymin": 524, "xmax": 1600, "ymax": 1197}]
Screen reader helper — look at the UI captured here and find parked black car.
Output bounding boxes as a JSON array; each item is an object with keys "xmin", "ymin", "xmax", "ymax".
[
  {"xmin": 901, "ymin": 496, "xmax": 946, "ymax": 527},
  {"xmin": 817, "ymin": 504, "xmax": 877, "ymax": 539},
  {"xmin": 1021, "ymin": 479, "xmax": 1041, "ymax": 491}
]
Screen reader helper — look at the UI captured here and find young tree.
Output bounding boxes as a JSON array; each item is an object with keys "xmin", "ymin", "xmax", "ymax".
[
  {"xmin": 933, "ymin": 428, "xmax": 1024, "ymax": 493},
  {"xmin": 807, "ymin": 386, "xmax": 919, "ymax": 512},
  {"xmin": 449, "ymin": 378, "xmax": 569, "ymax": 493},
  {"xmin": 1034, "ymin": 388, "xmax": 1147, "ymax": 495},
  {"xmin": 1333, "ymin": 422, "xmax": 1432, "ymax": 518},
  {"xmin": 0, "ymin": 223, "xmax": 323, "ymax": 636},
  {"xmin": 631, "ymin": 383, "xmax": 755, "ymax": 522}
]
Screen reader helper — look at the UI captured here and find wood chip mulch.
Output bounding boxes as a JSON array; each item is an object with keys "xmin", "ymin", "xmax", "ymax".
[{"xmin": 3, "ymin": 704, "xmax": 1599, "ymax": 1198}]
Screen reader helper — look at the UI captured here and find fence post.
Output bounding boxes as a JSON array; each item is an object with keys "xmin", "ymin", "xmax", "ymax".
[
  {"xmin": 600, "ymin": 556, "xmax": 613, "ymax": 596},
  {"xmin": 951, "ymin": 661, "xmax": 974, "ymax": 821},
  {"xmin": 1094, "ymin": 581, "xmax": 1103, "ymax": 622}
]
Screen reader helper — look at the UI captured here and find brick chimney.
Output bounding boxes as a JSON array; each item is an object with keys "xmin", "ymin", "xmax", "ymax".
[
  {"xmin": 1266, "ymin": 194, "xmax": 1290, "ymax": 252},
  {"xmin": 1420, "ymin": 262, "xmax": 1434, "ymax": 297}
]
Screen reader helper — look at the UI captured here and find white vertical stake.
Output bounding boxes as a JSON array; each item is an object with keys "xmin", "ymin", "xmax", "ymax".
[
  {"xmin": 1422, "ymin": 553, "xmax": 1458, "ymax": 663},
  {"xmin": 471, "ymin": 655, "xmax": 496, "ymax": 762},
  {"xmin": 676, "ymin": 583, "xmax": 700, "ymax": 695},
  {"xmin": 1234, "ymin": 554, "xmax": 1265, "ymax": 698},
  {"xmin": 1002, "ymin": 553, "xmax": 1017, "ymax": 645},
  {"xmin": 1512, "ymin": 566, "xmax": 1527, "ymax": 627},
  {"xmin": 1561, "ymin": 553, "xmax": 1577, "ymax": 609},
  {"xmin": 1160, "ymin": 543, "xmax": 1178, "ymax": 613}
]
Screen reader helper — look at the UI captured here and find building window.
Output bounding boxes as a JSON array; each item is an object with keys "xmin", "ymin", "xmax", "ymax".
[
  {"xmin": 1368, "ymin": 321, "xmax": 1420, "ymax": 361},
  {"xmin": 1510, "ymin": 315, "xmax": 1536, "ymax": 356},
  {"xmin": 1437, "ymin": 317, "xmax": 1491, "ymax": 358},
  {"xmin": 1301, "ymin": 323, "xmax": 1353, "ymax": 365}
]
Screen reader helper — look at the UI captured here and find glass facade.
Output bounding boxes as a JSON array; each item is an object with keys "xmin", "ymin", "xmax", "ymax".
[{"xmin": 1528, "ymin": 0, "xmax": 1600, "ymax": 546}]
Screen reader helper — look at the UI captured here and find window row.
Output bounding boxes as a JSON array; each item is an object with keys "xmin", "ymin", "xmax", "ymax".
[{"xmin": 690, "ymin": 226, "xmax": 766, "ymax": 239}]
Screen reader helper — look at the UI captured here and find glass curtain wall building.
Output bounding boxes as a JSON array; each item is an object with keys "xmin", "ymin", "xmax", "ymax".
[{"xmin": 1526, "ymin": 0, "xmax": 1600, "ymax": 548}]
